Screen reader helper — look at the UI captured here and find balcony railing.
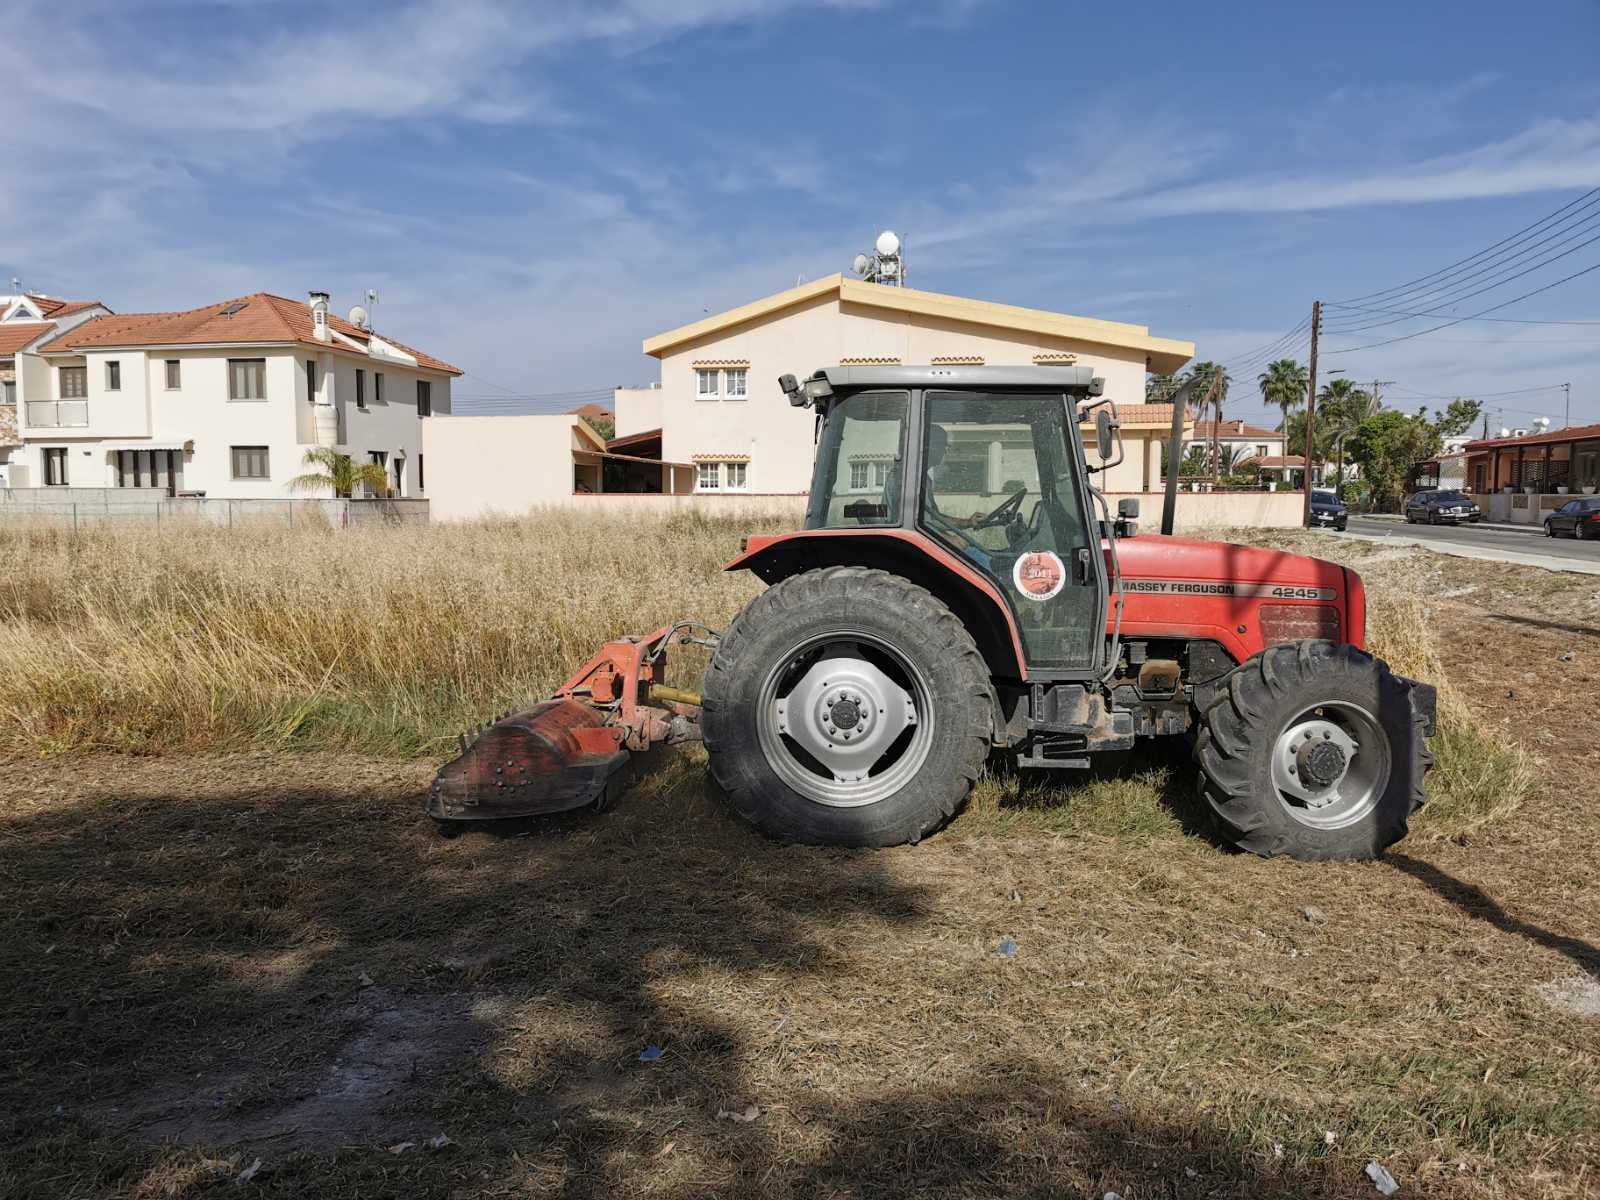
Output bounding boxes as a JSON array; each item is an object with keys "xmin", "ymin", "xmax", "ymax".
[{"xmin": 26, "ymin": 400, "xmax": 89, "ymax": 428}]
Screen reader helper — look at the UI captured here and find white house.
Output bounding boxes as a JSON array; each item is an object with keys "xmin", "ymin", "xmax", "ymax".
[
  {"xmin": 0, "ymin": 292, "xmax": 114, "ymax": 486},
  {"xmin": 633, "ymin": 273, "xmax": 1196, "ymax": 496},
  {"xmin": 16, "ymin": 291, "xmax": 459, "ymax": 497}
]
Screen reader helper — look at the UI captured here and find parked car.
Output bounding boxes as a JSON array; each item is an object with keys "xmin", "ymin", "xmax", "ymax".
[
  {"xmin": 1307, "ymin": 489, "xmax": 1348, "ymax": 531},
  {"xmin": 1404, "ymin": 490, "xmax": 1481, "ymax": 524},
  {"xmin": 1544, "ymin": 496, "xmax": 1600, "ymax": 540}
]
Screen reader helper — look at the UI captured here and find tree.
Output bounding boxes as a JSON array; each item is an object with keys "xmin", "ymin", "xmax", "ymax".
[
  {"xmin": 1257, "ymin": 358, "xmax": 1309, "ymax": 419},
  {"xmin": 1347, "ymin": 412, "xmax": 1434, "ymax": 511},
  {"xmin": 587, "ymin": 416, "xmax": 616, "ymax": 440},
  {"xmin": 1427, "ymin": 397, "xmax": 1482, "ymax": 439},
  {"xmin": 289, "ymin": 447, "xmax": 391, "ymax": 498},
  {"xmin": 1146, "ymin": 373, "xmax": 1181, "ymax": 404},
  {"xmin": 1312, "ymin": 378, "xmax": 1377, "ymax": 483},
  {"xmin": 1183, "ymin": 362, "xmax": 1229, "ymax": 411}
]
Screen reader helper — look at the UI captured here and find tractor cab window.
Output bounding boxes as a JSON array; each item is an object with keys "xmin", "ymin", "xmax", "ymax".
[
  {"xmin": 919, "ymin": 391, "xmax": 1098, "ymax": 668},
  {"xmin": 805, "ymin": 390, "xmax": 908, "ymax": 528}
]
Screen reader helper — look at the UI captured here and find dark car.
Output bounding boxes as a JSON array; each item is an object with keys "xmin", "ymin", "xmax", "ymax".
[
  {"xmin": 1404, "ymin": 490, "xmax": 1481, "ymax": 525},
  {"xmin": 1544, "ymin": 496, "xmax": 1600, "ymax": 540},
  {"xmin": 1307, "ymin": 489, "xmax": 1347, "ymax": 531}
]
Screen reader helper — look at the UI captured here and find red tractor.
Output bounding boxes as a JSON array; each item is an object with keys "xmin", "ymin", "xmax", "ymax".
[{"xmin": 430, "ymin": 366, "xmax": 1435, "ymax": 862}]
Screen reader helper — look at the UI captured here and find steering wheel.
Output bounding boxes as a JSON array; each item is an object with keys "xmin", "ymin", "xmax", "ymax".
[{"xmin": 973, "ymin": 488, "xmax": 1027, "ymax": 530}]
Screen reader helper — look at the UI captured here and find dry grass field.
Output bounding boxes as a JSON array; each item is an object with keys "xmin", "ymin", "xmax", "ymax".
[{"xmin": 0, "ymin": 515, "xmax": 1595, "ymax": 1199}]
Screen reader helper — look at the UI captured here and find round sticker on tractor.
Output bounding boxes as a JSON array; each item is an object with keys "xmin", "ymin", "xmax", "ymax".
[{"xmin": 1013, "ymin": 550, "xmax": 1066, "ymax": 601}]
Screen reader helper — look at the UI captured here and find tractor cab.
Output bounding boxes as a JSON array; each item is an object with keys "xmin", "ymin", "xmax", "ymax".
[{"xmin": 782, "ymin": 365, "xmax": 1119, "ymax": 676}]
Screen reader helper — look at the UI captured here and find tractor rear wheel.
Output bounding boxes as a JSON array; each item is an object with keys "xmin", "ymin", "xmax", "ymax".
[
  {"xmin": 701, "ymin": 566, "xmax": 993, "ymax": 847},
  {"xmin": 1194, "ymin": 640, "xmax": 1432, "ymax": 861}
]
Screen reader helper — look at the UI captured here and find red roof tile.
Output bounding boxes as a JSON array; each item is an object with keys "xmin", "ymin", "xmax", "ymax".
[
  {"xmin": 1464, "ymin": 422, "xmax": 1600, "ymax": 452},
  {"xmin": 1192, "ymin": 418, "xmax": 1283, "ymax": 440},
  {"xmin": 38, "ymin": 293, "xmax": 460, "ymax": 375},
  {"xmin": 26, "ymin": 295, "xmax": 105, "ymax": 319},
  {"xmin": 0, "ymin": 321, "xmax": 57, "ymax": 357}
]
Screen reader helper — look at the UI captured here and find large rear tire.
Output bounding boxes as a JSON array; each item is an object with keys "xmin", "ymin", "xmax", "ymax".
[
  {"xmin": 1194, "ymin": 640, "xmax": 1432, "ymax": 861},
  {"xmin": 701, "ymin": 567, "xmax": 993, "ymax": 847}
]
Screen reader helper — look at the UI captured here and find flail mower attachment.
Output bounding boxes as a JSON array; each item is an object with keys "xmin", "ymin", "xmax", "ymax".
[{"xmin": 427, "ymin": 625, "xmax": 711, "ymax": 825}]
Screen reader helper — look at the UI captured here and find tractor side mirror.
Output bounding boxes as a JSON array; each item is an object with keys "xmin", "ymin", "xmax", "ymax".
[{"xmin": 1095, "ymin": 408, "xmax": 1116, "ymax": 460}]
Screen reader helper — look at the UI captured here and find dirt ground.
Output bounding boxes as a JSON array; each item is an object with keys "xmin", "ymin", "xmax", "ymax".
[{"xmin": 2, "ymin": 549, "xmax": 1597, "ymax": 1198}]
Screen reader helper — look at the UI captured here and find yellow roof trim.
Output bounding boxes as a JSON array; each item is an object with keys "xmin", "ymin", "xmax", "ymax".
[{"xmin": 642, "ymin": 273, "xmax": 1195, "ymax": 373}]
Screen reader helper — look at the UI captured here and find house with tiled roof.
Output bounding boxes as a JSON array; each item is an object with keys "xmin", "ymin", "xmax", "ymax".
[
  {"xmin": 1182, "ymin": 418, "xmax": 1288, "ymax": 471},
  {"xmin": 15, "ymin": 290, "xmax": 460, "ymax": 497},
  {"xmin": 0, "ymin": 292, "xmax": 115, "ymax": 485}
]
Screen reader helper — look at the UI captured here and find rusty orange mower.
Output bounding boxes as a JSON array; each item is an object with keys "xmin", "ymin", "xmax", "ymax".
[{"xmin": 429, "ymin": 366, "xmax": 1435, "ymax": 862}]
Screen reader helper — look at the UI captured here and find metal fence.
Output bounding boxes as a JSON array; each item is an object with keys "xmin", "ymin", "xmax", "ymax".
[{"xmin": 0, "ymin": 489, "xmax": 429, "ymax": 529}]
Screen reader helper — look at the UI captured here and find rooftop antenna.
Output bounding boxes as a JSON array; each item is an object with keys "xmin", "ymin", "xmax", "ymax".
[
  {"xmin": 364, "ymin": 289, "xmax": 379, "ymax": 329},
  {"xmin": 851, "ymin": 230, "xmax": 905, "ymax": 287}
]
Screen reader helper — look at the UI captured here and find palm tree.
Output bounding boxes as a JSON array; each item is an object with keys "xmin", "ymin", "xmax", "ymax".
[
  {"xmin": 1258, "ymin": 358, "xmax": 1309, "ymax": 420},
  {"xmin": 289, "ymin": 446, "xmax": 391, "ymax": 498},
  {"xmin": 1315, "ymin": 378, "xmax": 1377, "ymax": 493},
  {"xmin": 1182, "ymin": 362, "xmax": 1230, "ymax": 480},
  {"xmin": 1146, "ymin": 373, "xmax": 1181, "ymax": 403}
]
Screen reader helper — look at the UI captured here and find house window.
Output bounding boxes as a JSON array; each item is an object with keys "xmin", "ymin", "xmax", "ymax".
[
  {"xmin": 696, "ymin": 369, "xmax": 720, "ymax": 400},
  {"xmin": 375, "ymin": 372, "xmax": 385, "ymax": 404},
  {"xmin": 417, "ymin": 452, "xmax": 425, "ymax": 492},
  {"xmin": 43, "ymin": 448, "xmax": 69, "ymax": 485},
  {"xmin": 228, "ymin": 358, "xmax": 266, "ymax": 400},
  {"xmin": 59, "ymin": 366, "xmax": 87, "ymax": 398},
  {"xmin": 725, "ymin": 462, "xmax": 747, "ymax": 490},
  {"xmin": 368, "ymin": 450, "xmax": 388, "ymax": 497},
  {"xmin": 1256, "ymin": 444, "xmax": 1269, "ymax": 457},
  {"xmin": 165, "ymin": 360, "xmax": 181, "ymax": 389},
  {"xmin": 725, "ymin": 369, "xmax": 747, "ymax": 400},
  {"xmin": 231, "ymin": 445, "xmax": 270, "ymax": 480},
  {"xmin": 106, "ymin": 360, "xmax": 121, "ymax": 391},
  {"xmin": 2, "ymin": 380, "xmax": 14, "ymax": 405},
  {"xmin": 849, "ymin": 459, "xmax": 890, "ymax": 490},
  {"xmin": 392, "ymin": 457, "xmax": 404, "ymax": 494},
  {"xmin": 355, "ymin": 369, "xmax": 366, "ymax": 409},
  {"xmin": 416, "ymin": 380, "xmax": 432, "ymax": 417},
  {"xmin": 697, "ymin": 462, "xmax": 720, "ymax": 490},
  {"xmin": 305, "ymin": 359, "xmax": 317, "ymax": 402},
  {"xmin": 850, "ymin": 461, "xmax": 869, "ymax": 489}
]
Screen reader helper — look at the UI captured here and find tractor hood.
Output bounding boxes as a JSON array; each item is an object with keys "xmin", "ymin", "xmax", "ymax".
[{"xmin": 1111, "ymin": 534, "xmax": 1364, "ymax": 659}]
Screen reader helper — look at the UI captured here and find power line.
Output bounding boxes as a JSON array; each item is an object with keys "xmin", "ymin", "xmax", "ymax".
[
  {"xmin": 1320, "ymin": 300, "xmax": 1600, "ymax": 326},
  {"xmin": 1323, "ymin": 196, "xmax": 1600, "ymax": 329},
  {"xmin": 1327, "ymin": 258, "xmax": 1600, "ymax": 354},
  {"xmin": 1331, "ymin": 187, "xmax": 1600, "ymax": 305},
  {"xmin": 1386, "ymin": 382, "xmax": 1572, "ymax": 400},
  {"xmin": 1323, "ymin": 214, "xmax": 1600, "ymax": 334}
]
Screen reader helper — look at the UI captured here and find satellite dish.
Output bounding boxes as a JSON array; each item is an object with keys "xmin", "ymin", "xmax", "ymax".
[
  {"xmin": 1498, "ymin": 428, "xmax": 1511, "ymax": 439},
  {"xmin": 1533, "ymin": 416, "xmax": 1551, "ymax": 431},
  {"xmin": 875, "ymin": 230, "xmax": 900, "ymax": 257},
  {"xmin": 852, "ymin": 253, "xmax": 870, "ymax": 275},
  {"xmin": 348, "ymin": 305, "xmax": 370, "ymax": 329}
]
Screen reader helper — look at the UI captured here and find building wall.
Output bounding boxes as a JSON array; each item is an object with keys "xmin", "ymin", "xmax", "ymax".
[
  {"xmin": 423, "ymin": 413, "xmax": 588, "ymax": 520},
  {"xmin": 653, "ymin": 294, "xmax": 1157, "ymax": 496},
  {"xmin": 614, "ymin": 385, "xmax": 664, "ymax": 438}
]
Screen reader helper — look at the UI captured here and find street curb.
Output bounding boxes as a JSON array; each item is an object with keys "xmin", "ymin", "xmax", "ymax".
[{"xmin": 1329, "ymin": 529, "xmax": 1600, "ymax": 576}]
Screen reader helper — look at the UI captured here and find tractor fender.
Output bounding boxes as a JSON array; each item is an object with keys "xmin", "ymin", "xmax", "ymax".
[{"xmin": 725, "ymin": 530, "xmax": 1027, "ymax": 681}]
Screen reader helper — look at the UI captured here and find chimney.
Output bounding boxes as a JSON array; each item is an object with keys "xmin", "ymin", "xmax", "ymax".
[{"xmin": 308, "ymin": 290, "xmax": 331, "ymax": 342}]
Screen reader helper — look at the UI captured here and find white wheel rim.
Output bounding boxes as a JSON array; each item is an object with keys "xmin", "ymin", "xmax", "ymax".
[
  {"xmin": 1268, "ymin": 700, "xmax": 1390, "ymax": 830},
  {"xmin": 755, "ymin": 632, "xmax": 934, "ymax": 808}
]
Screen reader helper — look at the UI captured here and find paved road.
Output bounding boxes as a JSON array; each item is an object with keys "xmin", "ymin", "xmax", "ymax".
[{"xmin": 1333, "ymin": 514, "xmax": 1600, "ymax": 574}]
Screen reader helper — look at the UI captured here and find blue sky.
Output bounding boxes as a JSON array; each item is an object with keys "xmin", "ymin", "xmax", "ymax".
[{"xmin": 4, "ymin": 0, "xmax": 1598, "ymax": 430}]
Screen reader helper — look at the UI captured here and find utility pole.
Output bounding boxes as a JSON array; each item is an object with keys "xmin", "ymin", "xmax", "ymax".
[
  {"xmin": 1301, "ymin": 300, "xmax": 1321, "ymax": 526},
  {"xmin": 1563, "ymin": 381, "xmax": 1571, "ymax": 429}
]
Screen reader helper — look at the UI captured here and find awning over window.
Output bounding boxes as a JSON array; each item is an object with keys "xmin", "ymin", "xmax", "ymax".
[
  {"xmin": 102, "ymin": 441, "xmax": 192, "ymax": 453},
  {"xmin": 691, "ymin": 453, "xmax": 751, "ymax": 463}
]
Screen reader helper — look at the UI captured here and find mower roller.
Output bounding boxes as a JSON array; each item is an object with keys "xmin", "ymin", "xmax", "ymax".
[{"xmin": 429, "ymin": 365, "xmax": 1437, "ymax": 862}]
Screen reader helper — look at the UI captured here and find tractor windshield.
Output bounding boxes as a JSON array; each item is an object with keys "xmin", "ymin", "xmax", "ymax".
[{"xmin": 805, "ymin": 390, "xmax": 909, "ymax": 528}]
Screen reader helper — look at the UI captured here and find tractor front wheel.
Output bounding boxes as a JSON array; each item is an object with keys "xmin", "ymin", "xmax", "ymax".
[
  {"xmin": 701, "ymin": 567, "xmax": 993, "ymax": 847},
  {"xmin": 1195, "ymin": 641, "xmax": 1432, "ymax": 861}
]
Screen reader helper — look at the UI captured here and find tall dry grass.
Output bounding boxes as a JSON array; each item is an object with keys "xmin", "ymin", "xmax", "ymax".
[
  {"xmin": 0, "ymin": 511, "xmax": 783, "ymax": 757},
  {"xmin": 0, "ymin": 514, "xmax": 1532, "ymax": 838}
]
